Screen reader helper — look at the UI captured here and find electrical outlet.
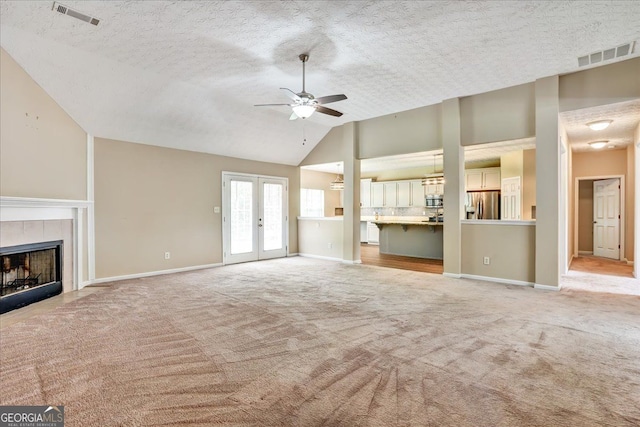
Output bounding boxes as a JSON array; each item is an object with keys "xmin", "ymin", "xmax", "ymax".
[
  {"xmin": 328, "ymin": 243, "xmax": 332, "ymax": 249},
  {"xmin": 214, "ymin": 206, "xmax": 220, "ymax": 213},
  {"xmin": 164, "ymin": 252, "xmax": 171, "ymax": 260},
  {"xmin": 483, "ymin": 256, "xmax": 490, "ymax": 265}
]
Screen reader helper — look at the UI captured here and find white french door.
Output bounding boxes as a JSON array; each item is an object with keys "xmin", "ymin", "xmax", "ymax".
[
  {"xmin": 593, "ymin": 178, "xmax": 620, "ymax": 259},
  {"xmin": 222, "ymin": 173, "xmax": 288, "ymax": 265}
]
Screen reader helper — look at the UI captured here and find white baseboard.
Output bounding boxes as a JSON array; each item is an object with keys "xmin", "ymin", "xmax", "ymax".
[
  {"xmin": 534, "ymin": 283, "xmax": 561, "ymax": 291},
  {"xmin": 287, "ymin": 252, "xmax": 299, "ymax": 257},
  {"xmin": 578, "ymin": 251, "xmax": 593, "ymax": 255},
  {"xmin": 624, "ymin": 259, "xmax": 634, "ymax": 266},
  {"xmin": 461, "ymin": 274, "xmax": 534, "ymax": 287},
  {"xmin": 91, "ymin": 263, "xmax": 222, "ymax": 285},
  {"xmin": 442, "ymin": 272, "xmax": 461, "ymax": 279},
  {"xmin": 343, "ymin": 259, "xmax": 362, "ymax": 264},
  {"xmin": 298, "ymin": 253, "xmax": 343, "ymax": 263}
]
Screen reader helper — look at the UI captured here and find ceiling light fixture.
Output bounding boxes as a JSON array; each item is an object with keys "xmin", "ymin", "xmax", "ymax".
[
  {"xmin": 292, "ymin": 104, "xmax": 316, "ymax": 119},
  {"xmin": 589, "ymin": 141, "xmax": 608, "ymax": 149},
  {"xmin": 330, "ymin": 175, "xmax": 344, "ymax": 190},
  {"xmin": 586, "ymin": 120, "xmax": 612, "ymax": 131}
]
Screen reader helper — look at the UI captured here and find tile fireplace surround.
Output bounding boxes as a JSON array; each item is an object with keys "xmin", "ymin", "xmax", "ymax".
[{"xmin": 0, "ymin": 197, "xmax": 91, "ymax": 294}]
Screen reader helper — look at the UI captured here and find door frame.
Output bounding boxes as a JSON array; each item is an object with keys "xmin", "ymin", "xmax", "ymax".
[
  {"xmin": 221, "ymin": 171, "xmax": 289, "ymax": 265},
  {"xmin": 573, "ymin": 174, "xmax": 625, "ymax": 262}
]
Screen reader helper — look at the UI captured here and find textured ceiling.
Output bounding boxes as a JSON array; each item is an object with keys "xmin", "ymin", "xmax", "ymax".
[
  {"xmin": 1, "ymin": 1, "xmax": 639, "ymax": 165},
  {"xmin": 560, "ymin": 99, "xmax": 640, "ymax": 152}
]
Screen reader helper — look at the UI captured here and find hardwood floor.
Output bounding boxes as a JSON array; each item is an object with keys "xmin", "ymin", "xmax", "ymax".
[
  {"xmin": 569, "ymin": 255, "xmax": 633, "ymax": 278},
  {"xmin": 360, "ymin": 243, "xmax": 444, "ymax": 274}
]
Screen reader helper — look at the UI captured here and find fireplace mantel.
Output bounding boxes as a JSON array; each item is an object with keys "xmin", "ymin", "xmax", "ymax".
[{"xmin": 0, "ymin": 196, "xmax": 92, "ymax": 290}]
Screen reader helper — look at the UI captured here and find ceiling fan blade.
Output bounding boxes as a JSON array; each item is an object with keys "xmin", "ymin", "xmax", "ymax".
[
  {"xmin": 254, "ymin": 103, "xmax": 291, "ymax": 107},
  {"xmin": 316, "ymin": 105, "xmax": 343, "ymax": 117},
  {"xmin": 280, "ymin": 88, "xmax": 301, "ymax": 102},
  {"xmin": 315, "ymin": 94, "xmax": 347, "ymax": 105},
  {"xmin": 289, "ymin": 112, "xmax": 299, "ymax": 121}
]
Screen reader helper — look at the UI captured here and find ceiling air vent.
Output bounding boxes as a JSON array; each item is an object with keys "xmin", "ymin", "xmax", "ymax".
[
  {"xmin": 578, "ymin": 42, "xmax": 635, "ymax": 67},
  {"xmin": 52, "ymin": 2, "xmax": 100, "ymax": 26}
]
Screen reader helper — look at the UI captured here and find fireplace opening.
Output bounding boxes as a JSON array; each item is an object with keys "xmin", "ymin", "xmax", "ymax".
[{"xmin": 1, "ymin": 240, "xmax": 63, "ymax": 314}]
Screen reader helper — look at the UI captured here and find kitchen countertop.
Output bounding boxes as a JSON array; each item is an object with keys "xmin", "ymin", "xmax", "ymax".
[{"xmin": 372, "ymin": 219, "xmax": 443, "ymax": 225}]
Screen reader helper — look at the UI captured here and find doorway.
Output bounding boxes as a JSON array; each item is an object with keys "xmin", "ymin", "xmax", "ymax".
[
  {"xmin": 222, "ymin": 173, "xmax": 288, "ymax": 265},
  {"xmin": 574, "ymin": 176, "xmax": 624, "ymax": 262}
]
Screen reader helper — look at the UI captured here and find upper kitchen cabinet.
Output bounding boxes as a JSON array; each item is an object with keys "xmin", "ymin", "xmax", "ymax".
[
  {"xmin": 384, "ymin": 182, "xmax": 398, "ymax": 207},
  {"xmin": 397, "ymin": 181, "xmax": 411, "ymax": 206},
  {"xmin": 360, "ymin": 179, "xmax": 372, "ymax": 208},
  {"xmin": 371, "ymin": 182, "xmax": 385, "ymax": 207},
  {"xmin": 465, "ymin": 167, "xmax": 501, "ymax": 191},
  {"xmin": 410, "ymin": 180, "xmax": 426, "ymax": 206}
]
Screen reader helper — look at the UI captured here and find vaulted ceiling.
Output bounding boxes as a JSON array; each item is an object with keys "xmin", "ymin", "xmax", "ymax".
[{"xmin": 1, "ymin": 1, "xmax": 639, "ymax": 165}]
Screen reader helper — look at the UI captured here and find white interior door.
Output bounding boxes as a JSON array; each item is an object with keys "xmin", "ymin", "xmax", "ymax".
[
  {"xmin": 593, "ymin": 178, "xmax": 620, "ymax": 259},
  {"xmin": 501, "ymin": 176, "xmax": 521, "ymax": 220},
  {"xmin": 223, "ymin": 173, "xmax": 287, "ymax": 264}
]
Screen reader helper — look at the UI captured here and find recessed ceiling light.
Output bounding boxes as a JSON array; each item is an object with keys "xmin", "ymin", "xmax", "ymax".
[
  {"xmin": 589, "ymin": 141, "xmax": 608, "ymax": 149},
  {"xmin": 587, "ymin": 120, "xmax": 612, "ymax": 131}
]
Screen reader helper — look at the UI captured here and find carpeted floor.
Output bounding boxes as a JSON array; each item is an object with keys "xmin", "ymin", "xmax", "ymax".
[{"xmin": 1, "ymin": 257, "xmax": 639, "ymax": 426}]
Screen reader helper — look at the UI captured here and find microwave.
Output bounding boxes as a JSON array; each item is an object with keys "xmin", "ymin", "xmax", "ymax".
[{"xmin": 425, "ymin": 195, "xmax": 443, "ymax": 207}]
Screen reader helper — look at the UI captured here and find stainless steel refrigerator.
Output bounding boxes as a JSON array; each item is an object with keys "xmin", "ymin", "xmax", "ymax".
[{"xmin": 465, "ymin": 191, "xmax": 500, "ymax": 220}]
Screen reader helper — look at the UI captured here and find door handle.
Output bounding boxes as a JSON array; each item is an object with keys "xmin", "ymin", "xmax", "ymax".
[{"xmin": 258, "ymin": 224, "xmax": 263, "ymax": 227}]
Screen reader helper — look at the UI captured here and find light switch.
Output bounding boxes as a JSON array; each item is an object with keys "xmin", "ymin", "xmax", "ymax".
[{"xmin": 214, "ymin": 206, "xmax": 221, "ymax": 213}]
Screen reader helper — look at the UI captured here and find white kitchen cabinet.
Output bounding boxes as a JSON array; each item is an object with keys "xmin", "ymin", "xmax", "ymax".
[
  {"xmin": 371, "ymin": 182, "xmax": 385, "ymax": 207},
  {"xmin": 367, "ymin": 222, "xmax": 379, "ymax": 244},
  {"xmin": 384, "ymin": 182, "xmax": 397, "ymax": 207},
  {"xmin": 465, "ymin": 167, "xmax": 501, "ymax": 191},
  {"xmin": 360, "ymin": 221, "xmax": 368, "ymax": 243},
  {"xmin": 396, "ymin": 181, "xmax": 411, "ymax": 207},
  {"xmin": 410, "ymin": 180, "xmax": 425, "ymax": 206},
  {"xmin": 483, "ymin": 168, "xmax": 501, "ymax": 190},
  {"xmin": 424, "ymin": 182, "xmax": 444, "ymax": 196},
  {"xmin": 360, "ymin": 179, "xmax": 372, "ymax": 208}
]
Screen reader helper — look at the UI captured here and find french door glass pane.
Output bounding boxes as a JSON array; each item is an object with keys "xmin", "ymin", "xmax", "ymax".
[
  {"xmin": 263, "ymin": 183, "xmax": 283, "ymax": 251},
  {"xmin": 230, "ymin": 180, "xmax": 253, "ymax": 254}
]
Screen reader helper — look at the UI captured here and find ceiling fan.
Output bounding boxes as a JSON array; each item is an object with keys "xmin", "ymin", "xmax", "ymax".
[{"xmin": 255, "ymin": 53, "xmax": 347, "ymax": 120}]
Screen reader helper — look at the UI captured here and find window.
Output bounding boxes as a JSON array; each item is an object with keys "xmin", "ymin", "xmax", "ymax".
[{"xmin": 300, "ymin": 188, "xmax": 324, "ymax": 217}]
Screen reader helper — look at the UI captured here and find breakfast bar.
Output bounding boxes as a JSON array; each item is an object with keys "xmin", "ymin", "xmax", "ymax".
[{"xmin": 372, "ymin": 219, "xmax": 444, "ymax": 260}]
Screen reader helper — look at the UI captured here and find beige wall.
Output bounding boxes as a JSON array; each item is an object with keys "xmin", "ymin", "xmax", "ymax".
[
  {"xmin": 297, "ymin": 218, "xmax": 343, "ymax": 260},
  {"xmin": 500, "ymin": 150, "xmax": 523, "ymax": 180},
  {"xmin": 94, "ymin": 138, "xmax": 299, "ymax": 279},
  {"xmin": 460, "ymin": 83, "xmax": 535, "ymax": 146},
  {"xmin": 300, "ymin": 169, "xmax": 342, "ymax": 216},
  {"xmin": 358, "ymin": 104, "xmax": 442, "ymax": 159},
  {"xmin": 0, "ymin": 48, "xmax": 87, "ymax": 200},
  {"xmin": 559, "ymin": 57, "xmax": 640, "ymax": 112},
  {"xmin": 461, "ymin": 223, "xmax": 536, "ymax": 283},
  {"xmin": 522, "ymin": 149, "xmax": 536, "ymax": 220},
  {"xmin": 572, "ymin": 148, "xmax": 627, "ymax": 178}
]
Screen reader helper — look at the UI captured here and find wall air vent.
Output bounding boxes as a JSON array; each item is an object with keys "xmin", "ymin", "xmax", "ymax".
[
  {"xmin": 52, "ymin": 2, "xmax": 100, "ymax": 26},
  {"xmin": 578, "ymin": 42, "xmax": 635, "ymax": 67}
]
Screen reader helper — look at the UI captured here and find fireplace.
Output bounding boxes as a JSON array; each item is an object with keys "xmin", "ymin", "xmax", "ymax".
[{"xmin": 1, "ymin": 240, "xmax": 63, "ymax": 314}]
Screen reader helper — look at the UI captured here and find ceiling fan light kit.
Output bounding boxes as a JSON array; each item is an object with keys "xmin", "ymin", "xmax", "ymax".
[{"xmin": 255, "ymin": 53, "xmax": 347, "ymax": 120}]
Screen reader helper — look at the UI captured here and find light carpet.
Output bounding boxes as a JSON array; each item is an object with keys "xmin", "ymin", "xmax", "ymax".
[{"xmin": 1, "ymin": 257, "xmax": 639, "ymax": 426}]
